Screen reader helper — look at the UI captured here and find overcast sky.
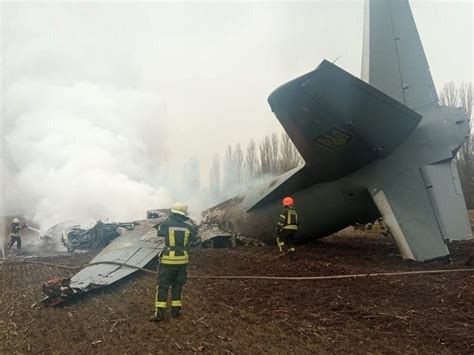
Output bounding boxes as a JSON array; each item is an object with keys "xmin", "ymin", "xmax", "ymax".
[{"xmin": 2, "ymin": 0, "xmax": 472, "ymax": 173}]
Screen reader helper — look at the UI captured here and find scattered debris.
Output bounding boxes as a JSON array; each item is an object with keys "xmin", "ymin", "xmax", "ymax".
[
  {"xmin": 235, "ymin": 235, "xmax": 265, "ymax": 247},
  {"xmin": 39, "ymin": 278, "xmax": 73, "ymax": 306},
  {"xmin": 61, "ymin": 221, "xmax": 134, "ymax": 252},
  {"xmin": 198, "ymin": 222, "xmax": 264, "ymax": 248},
  {"xmin": 146, "ymin": 208, "xmax": 169, "ymax": 219},
  {"xmin": 39, "ymin": 217, "xmax": 168, "ymax": 305},
  {"xmin": 354, "ymin": 218, "xmax": 391, "ymax": 237},
  {"xmin": 37, "ymin": 212, "xmax": 265, "ymax": 305},
  {"xmin": 199, "ymin": 223, "xmax": 233, "ymax": 248}
]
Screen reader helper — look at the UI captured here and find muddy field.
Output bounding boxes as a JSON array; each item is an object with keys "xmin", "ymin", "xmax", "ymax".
[{"xmin": 1, "ymin": 229, "xmax": 474, "ymax": 354}]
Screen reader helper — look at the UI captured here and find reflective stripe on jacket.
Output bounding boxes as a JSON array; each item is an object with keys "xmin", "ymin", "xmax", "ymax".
[
  {"xmin": 158, "ymin": 214, "xmax": 197, "ymax": 265},
  {"xmin": 277, "ymin": 207, "xmax": 299, "ymax": 232}
]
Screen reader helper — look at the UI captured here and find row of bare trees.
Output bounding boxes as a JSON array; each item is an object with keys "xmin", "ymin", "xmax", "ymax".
[
  {"xmin": 209, "ymin": 132, "xmax": 303, "ymax": 200},
  {"xmin": 439, "ymin": 82, "xmax": 473, "ymax": 208}
]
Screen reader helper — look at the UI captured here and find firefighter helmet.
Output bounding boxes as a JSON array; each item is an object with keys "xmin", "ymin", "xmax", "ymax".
[
  {"xmin": 171, "ymin": 202, "xmax": 188, "ymax": 216},
  {"xmin": 12, "ymin": 218, "xmax": 20, "ymax": 224},
  {"xmin": 282, "ymin": 197, "xmax": 294, "ymax": 207}
]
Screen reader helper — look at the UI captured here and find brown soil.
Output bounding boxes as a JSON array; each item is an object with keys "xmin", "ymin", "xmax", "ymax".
[{"xmin": 1, "ymin": 229, "xmax": 474, "ymax": 354}]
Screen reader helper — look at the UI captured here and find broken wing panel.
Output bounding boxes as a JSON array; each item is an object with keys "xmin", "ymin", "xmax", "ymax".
[
  {"xmin": 70, "ymin": 219, "xmax": 165, "ymax": 291},
  {"xmin": 421, "ymin": 160, "xmax": 472, "ymax": 241},
  {"xmin": 362, "ymin": 0, "xmax": 438, "ymax": 109},
  {"xmin": 268, "ymin": 60, "xmax": 421, "ymax": 183},
  {"xmin": 370, "ymin": 167, "xmax": 449, "ymax": 261}
]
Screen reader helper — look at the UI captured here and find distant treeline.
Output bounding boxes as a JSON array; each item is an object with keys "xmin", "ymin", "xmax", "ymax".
[
  {"xmin": 208, "ymin": 132, "xmax": 303, "ymax": 200},
  {"xmin": 440, "ymin": 82, "xmax": 473, "ymax": 209}
]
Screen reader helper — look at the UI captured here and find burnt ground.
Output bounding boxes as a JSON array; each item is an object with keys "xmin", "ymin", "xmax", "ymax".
[{"xmin": 1, "ymin": 228, "xmax": 474, "ymax": 354}]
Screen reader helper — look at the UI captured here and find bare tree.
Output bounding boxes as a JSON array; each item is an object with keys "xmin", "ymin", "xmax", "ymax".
[
  {"xmin": 439, "ymin": 82, "xmax": 458, "ymax": 107},
  {"xmin": 457, "ymin": 83, "xmax": 473, "ymax": 208},
  {"xmin": 259, "ymin": 135, "xmax": 272, "ymax": 176},
  {"xmin": 209, "ymin": 154, "xmax": 221, "ymax": 200},
  {"xmin": 233, "ymin": 143, "xmax": 244, "ymax": 184},
  {"xmin": 278, "ymin": 132, "xmax": 303, "ymax": 173},
  {"xmin": 182, "ymin": 157, "xmax": 200, "ymax": 194},
  {"xmin": 439, "ymin": 82, "xmax": 473, "ymax": 208},
  {"xmin": 244, "ymin": 139, "xmax": 258, "ymax": 181},
  {"xmin": 223, "ymin": 145, "xmax": 236, "ymax": 189},
  {"xmin": 457, "ymin": 83, "xmax": 473, "ymax": 166},
  {"xmin": 270, "ymin": 133, "xmax": 280, "ymax": 174}
]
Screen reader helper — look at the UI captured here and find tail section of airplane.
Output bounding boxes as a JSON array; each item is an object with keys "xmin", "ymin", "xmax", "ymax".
[
  {"xmin": 211, "ymin": 0, "xmax": 471, "ymax": 262},
  {"xmin": 264, "ymin": 0, "xmax": 471, "ymax": 261},
  {"xmin": 362, "ymin": 0, "xmax": 438, "ymax": 110},
  {"xmin": 361, "ymin": 0, "xmax": 471, "ymax": 260}
]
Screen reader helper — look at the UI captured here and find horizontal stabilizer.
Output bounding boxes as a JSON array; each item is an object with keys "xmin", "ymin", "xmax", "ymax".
[
  {"xmin": 268, "ymin": 60, "xmax": 421, "ymax": 183},
  {"xmin": 370, "ymin": 168, "xmax": 448, "ymax": 260}
]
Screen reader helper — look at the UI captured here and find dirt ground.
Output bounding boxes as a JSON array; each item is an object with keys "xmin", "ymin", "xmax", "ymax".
[{"xmin": 1, "ymin": 228, "xmax": 474, "ymax": 354}]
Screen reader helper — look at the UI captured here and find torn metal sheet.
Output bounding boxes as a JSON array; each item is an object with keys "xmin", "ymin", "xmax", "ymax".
[
  {"xmin": 198, "ymin": 224, "xmax": 233, "ymax": 248},
  {"xmin": 69, "ymin": 217, "xmax": 167, "ymax": 292},
  {"xmin": 198, "ymin": 223, "xmax": 265, "ymax": 248}
]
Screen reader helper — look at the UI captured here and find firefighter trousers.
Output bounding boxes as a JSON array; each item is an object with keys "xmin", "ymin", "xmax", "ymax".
[
  {"xmin": 7, "ymin": 236, "xmax": 21, "ymax": 249},
  {"xmin": 278, "ymin": 230, "xmax": 296, "ymax": 253},
  {"xmin": 155, "ymin": 264, "xmax": 187, "ymax": 310}
]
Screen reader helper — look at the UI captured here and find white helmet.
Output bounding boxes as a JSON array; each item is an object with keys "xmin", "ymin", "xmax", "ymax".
[
  {"xmin": 171, "ymin": 202, "xmax": 188, "ymax": 216},
  {"xmin": 13, "ymin": 218, "xmax": 20, "ymax": 224}
]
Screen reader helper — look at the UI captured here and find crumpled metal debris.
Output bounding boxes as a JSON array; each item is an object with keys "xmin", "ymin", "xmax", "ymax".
[
  {"xmin": 61, "ymin": 220, "xmax": 135, "ymax": 251},
  {"xmin": 198, "ymin": 222, "xmax": 265, "ymax": 248},
  {"xmin": 199, "ymin": 223, "xmax": 233, "ymax": 248},
  {"xmin": 37, "ymin": 213, "xmax": 263, "ymax": 306},
  {"xmin": 38, "ymin": 218, "xmax": 166, "ymax": 306},
  {"xmin": 146, "ymin": 208, "xmax": 169, "ymax": 219}
]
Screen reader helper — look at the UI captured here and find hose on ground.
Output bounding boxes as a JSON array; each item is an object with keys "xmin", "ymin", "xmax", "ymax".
[{"xmin": 2, "ymin": 257, "xmax": 474, "ymax": 281}]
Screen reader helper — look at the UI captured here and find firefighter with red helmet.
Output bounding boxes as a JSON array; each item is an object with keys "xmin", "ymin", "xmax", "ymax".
[{"xmin": 276, "ymin": 197, "xmax": 299, "ymax": 259}]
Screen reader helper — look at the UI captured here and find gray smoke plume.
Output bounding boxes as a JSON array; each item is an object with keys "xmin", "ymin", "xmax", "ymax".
[{"xmin": 1, "ymin": 81, "xmax": 172, "ymax": 230}]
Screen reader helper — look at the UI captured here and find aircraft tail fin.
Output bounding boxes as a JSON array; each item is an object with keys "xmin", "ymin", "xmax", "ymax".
[
  {"xmin": 370, "ymin": 161, "xmax": 471, "ymax": 261},
  {"xmin": 420, "ymin": 160, "xmax": 472, "ymax": 242},
  {"xmin": 362, "ymin": 0, "xmax": 438, "ymax": 110}
]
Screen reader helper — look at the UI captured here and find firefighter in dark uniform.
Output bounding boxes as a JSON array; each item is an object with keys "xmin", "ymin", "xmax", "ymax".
[
  {"xmin": 151, "ymin": 202, "xmax": 197, "ymax": 322},
  {"xmin": 7, "ymin": 218, "xmax": 26, "ymax": 249},
  {"xmin": 276, "ymin": 197, "xmax": 299, "ymax": 259}
]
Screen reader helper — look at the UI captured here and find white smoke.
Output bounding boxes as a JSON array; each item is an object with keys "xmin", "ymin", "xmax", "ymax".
[{"xmin": 2, "ymin": 80, "xmax": 172, "ymax": 230}]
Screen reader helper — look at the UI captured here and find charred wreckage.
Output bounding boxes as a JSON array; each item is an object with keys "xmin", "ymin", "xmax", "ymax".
[{"xmin": 38, "ymin": 210, "xmax": 261, "ymax": 306}]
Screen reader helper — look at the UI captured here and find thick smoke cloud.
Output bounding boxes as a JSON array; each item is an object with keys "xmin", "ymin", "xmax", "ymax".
[{"xmin": 2, "ymin": 81, "xmax": 171, "ymax": 229}]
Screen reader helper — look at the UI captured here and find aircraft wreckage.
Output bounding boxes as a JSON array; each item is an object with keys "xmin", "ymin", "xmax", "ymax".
[
  {"xmin": 39, "ymin": 212, "xmax": 257, "ymax": 304},
  {"xmin": 203, "ymin": 0, "xmax": 472, "ymax": 262}
]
